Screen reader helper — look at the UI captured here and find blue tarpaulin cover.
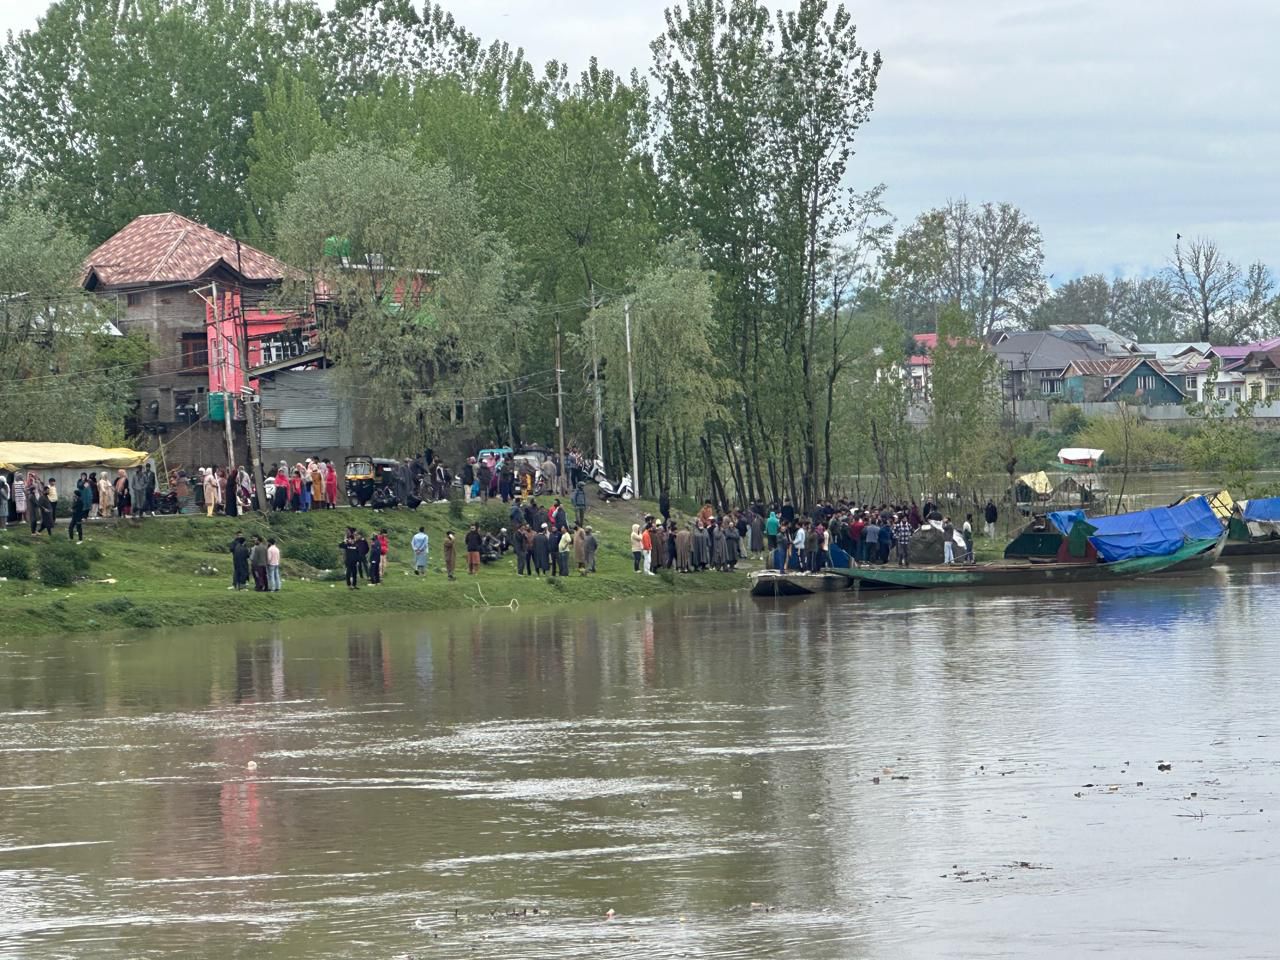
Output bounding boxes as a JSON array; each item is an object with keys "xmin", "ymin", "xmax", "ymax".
[
  {"xmin": 1243, "ymin": 497, "xmax": 1280, "ymax": 522},
  {"xmin": 1048, "ymin": 495, "xmax": 1222, "ymax": 562}
]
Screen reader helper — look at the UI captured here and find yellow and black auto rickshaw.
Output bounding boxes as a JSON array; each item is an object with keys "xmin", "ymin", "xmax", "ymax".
[{"xmin": 344, "ymin": 456, "xmax": 401, "ymax": 507}]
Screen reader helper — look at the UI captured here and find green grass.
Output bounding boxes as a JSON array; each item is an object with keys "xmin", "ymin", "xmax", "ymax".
[{"xmin": 0, "ymin": 499, "xmax": 752, "ymax": 637}]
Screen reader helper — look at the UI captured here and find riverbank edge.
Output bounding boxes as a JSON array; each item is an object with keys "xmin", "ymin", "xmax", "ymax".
[{"xmin": 0, "ymin": 500, "xmax": 755, "ymax": 637}]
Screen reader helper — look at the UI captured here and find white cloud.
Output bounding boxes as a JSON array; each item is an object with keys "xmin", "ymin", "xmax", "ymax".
[{"xmin": 5, "ymin": 0, "xmax": 1277, "ymax": 279}]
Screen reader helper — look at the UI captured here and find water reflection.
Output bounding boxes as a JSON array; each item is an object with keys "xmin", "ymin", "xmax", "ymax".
[{"xmin": 0, "ymin": 566, "xmax": 1278, "ymax": 958}]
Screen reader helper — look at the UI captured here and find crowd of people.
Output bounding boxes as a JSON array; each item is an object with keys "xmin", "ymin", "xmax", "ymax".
[{"xmin": 0, "ymin": 466, "xmax": 159, "ymax": 539}]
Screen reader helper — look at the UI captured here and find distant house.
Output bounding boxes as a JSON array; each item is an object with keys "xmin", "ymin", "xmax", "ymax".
[
  {"xmin": 1204, "ymin": 338, "xmax": 1280, "ymax": 403},
  {"xmin": 1139, "ymin": 343, "xmax": 1211, "ymax": 402},
  {"xmin": 82, "ymin": 213, "xmax": 310, "ymax": 468},
  {"xmin": 908, "ymin": 333, "xmax": 935, "ymax": 396},
  {"xmin": 990, "ymin": 331, "xmax": 1105, "ymax": 399},
  {"xmin": 1236, "ymin": 347, "xmax": 1280, "ymax": 403},
  {"xmin": 1061, "ymin": 358, "xmax": 1185, "ymax": 404}
]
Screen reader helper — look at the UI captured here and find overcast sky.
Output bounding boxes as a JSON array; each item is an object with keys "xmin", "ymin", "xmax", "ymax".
[{"xmin": 4, "ymin": 0, "xmax": 1276, "ymax": 280}]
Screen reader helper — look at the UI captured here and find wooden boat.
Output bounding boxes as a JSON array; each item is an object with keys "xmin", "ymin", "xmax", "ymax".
[
  {"xmin": 831, "ymin": 537, "xmax": 1220, "ymax": 591},
  {"xmin": 750, "ymin": 569, "xmax": 852, "ymax": 598},
  {"xmin": 1221, "ymin": 537, "xmax": 1280, "ymax": 559},
  {"xmin": 1165, "ymin": 532, "xmax": 1227, "ymax": 570}
]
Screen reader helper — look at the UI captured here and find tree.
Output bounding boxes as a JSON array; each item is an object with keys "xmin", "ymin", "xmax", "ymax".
[
  {"xmin": 577, "ymin": 241, "xmax": 725, "ymax": 498},
  {"xmin": 924, "ymin": 306, "xmax": 999, "ymax": 499},
  {"xmin": 0, "ymin": 0, "xmax": 318, "ymax": 243},
  {"xmin": 275, "ymin": 144, "xmax": 523, "ymax": 452},
  {"xmin": 652, "ymin": 0, "xmax": 882, "ymax": 506},
  {"xmin": 0, "ymin": 201, "xmax": 147, "ymax": 442},
  {"xmin": 885, "ymin": 199, "xmax": 1046, "ymax": 336},
  {"xmin": 1166, "ymin": 237, "xmax": 1241, "ymax": 343}
]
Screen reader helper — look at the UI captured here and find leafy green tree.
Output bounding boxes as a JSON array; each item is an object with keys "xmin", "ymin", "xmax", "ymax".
[
  {"xmin": 578, "ymin": 241, "xmax": 725, "ymax": 497},
  {"xmin": 0, "ymin": 201, "xmax": 147, "ymax": 442},
  {"xmin": 1, "ymin": 0, "xmax": 318, "ymax": 242},
  {"xmin": 652, "ymin": 0, "xmax": 882, "ymax": 506},
  {"xmin": 275, "ymin": 144, "xmax": 524, "ymax": 452},
  {"xmin": 925, "ymin": 306, "xmax": 999, "ymax": 498}
]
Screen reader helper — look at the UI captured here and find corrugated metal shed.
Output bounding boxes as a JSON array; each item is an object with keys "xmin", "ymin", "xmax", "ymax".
[{"xmin": 259, "ymin": 368, "xmax": 352, "ymax": 454}]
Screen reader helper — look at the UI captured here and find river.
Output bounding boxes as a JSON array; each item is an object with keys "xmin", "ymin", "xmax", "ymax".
[{"xmin": 2, "ymin": 562, "xmax": 1279, "ymax": 958}]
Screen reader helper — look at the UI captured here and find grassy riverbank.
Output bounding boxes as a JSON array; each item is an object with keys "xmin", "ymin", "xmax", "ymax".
[{"xmin": 0, "ymin": 499, "xmax": 752, "ymax": 637}]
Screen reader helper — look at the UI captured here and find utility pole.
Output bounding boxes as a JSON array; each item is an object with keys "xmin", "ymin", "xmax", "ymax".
[
  {"xmin": 212, "ymin": 282, "xmax": 235, "ymax": 472},
  {"xmin": 554, "ymin": 312, "xmax": 567, "ymax": 495},
  {"xmin": 623, "ymin": 300, "xmax": 640, "ymax": 495},
  {"xmin": 235, "ymin": 291, "xmax": 269, "ymax": 512},
  {"xmin": 589, "ymin": 285, "xmax": 604, "ymax": 464}
]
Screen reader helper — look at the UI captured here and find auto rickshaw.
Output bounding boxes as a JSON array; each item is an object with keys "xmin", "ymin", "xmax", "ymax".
[{"xmin": 345, "ymin": 456, "xmax": 401, "ymax": 507}]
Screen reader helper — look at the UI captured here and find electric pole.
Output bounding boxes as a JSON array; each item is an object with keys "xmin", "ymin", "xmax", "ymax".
[
  {"xmin": 624, "ymin": 301, "xmax": 639, "ymax": 495},
  {"xmin": 554, "ymin": 312, "xmax": 567, "ymax": 496},
  {"xmin": 212, "ymin": 282, "xmax": 235, "ymax": 472},
  {"xmin": 589, "ymin": 285, "xmax": 604, "ymax": 465},
  {"xmin": 234, "ymin": 291, "xmax": 269, "ymax": 512}
]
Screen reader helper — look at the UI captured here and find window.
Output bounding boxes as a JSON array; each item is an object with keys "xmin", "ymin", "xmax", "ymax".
[
  {"xmin": 1137, "ymin": 374, "xmax": 1156, "ymax": 392},
  {"xmin": 1268, "ymin": 379, "xmax": 1280, "ymax": 399},
  {"xmin": 126, "ymin": 291, "xmax": 143, "ymax": 307},
  {"xmin": 1249, "ymin": 382, "xmax": 1263, "ymax": 400},
  {"xmin": 257, "ymin": 332, "xmax": 309, "ymax": 366},
  {"xmin": 1039, "ymin": 378, "xmax": 1061, "ymax": 395},
  {"xmin": 1232, "ymin": 386, "xmax": 1243, "ymax": 400},
  {"xmin": 1103, "ymin": 377, "xmax": 1115, "ymax": 388},
  {"xmin": 1217, "ymin": 387, "xmax": 1229, "ymax": 400},
  {"xmin": 1184, "ymin": 376, "xmax": 1197, "ymax": 393},
  {"xmin": 180, "ymin": 333, "xmax": 208, "ymax": 370}
]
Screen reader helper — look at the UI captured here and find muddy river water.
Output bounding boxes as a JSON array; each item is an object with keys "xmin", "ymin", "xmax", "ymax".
[{"xmin": 2, "ymin": 562, "xmax": 1279, "ymax": 958}]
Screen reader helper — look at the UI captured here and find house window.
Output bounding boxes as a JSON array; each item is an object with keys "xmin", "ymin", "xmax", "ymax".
[
  {"xmin": 1039, "ymin": 378, "xmax": 1061, "ymax": 395},
  {"xmin": 257, "ymin": 332, "xmax": 310, "ymax": 366},
  {"xmin": 1103, "ymin": 377, "xmax": 1115, "ymax": 389},
  {"xmin": 180, "ymin": 333, "xmax": 208, "ymax": 370},
  {"xmin": 1184, "ymin": 376, "xmax": 1197, "ymax": 393},
  {"xmin": 1249, "ymin": 382, "xmax": 1262, "ymax": 400},
  {"xmin": 126, "ymin": 291, "xmax": 143, "ymax": 307},
  {"xmin": 1232, "ymin": 386, "xmax": 1243, "ymax": 400},
  {"xmin": 1136, "ymin": 375, "xmax": 1156, "ymax": 392},
  {"xmin": 1217, "ymin": 387, "xmax": 1228, "ymax": 400}
]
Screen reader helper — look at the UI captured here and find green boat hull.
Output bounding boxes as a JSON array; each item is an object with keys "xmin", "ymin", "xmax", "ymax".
[{"xmin": 832, "ymin": 537, "xmax": 1221, "ymax": 591}]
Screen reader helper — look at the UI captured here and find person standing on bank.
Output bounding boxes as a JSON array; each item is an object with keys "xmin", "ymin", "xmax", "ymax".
[
  {"xmin": 0, "ymin": 471, "xmax": 9, "ymax": 530},
  {"xmin": 443, "ymin": 530, "xmax": 457, "ymax": 580},
  {"xmin": 27, "ymin": 471, "xmax": 41, "ymax": 533},
  {"xmin": 230, "ymin": 533, "xmax": 250, "ymax": 590},
  {"xmin": 369, "ymin": 531, "xmax": 383, "ymax": 585},
  {"xmin": 942, "ymin": 517, "xmax": 956, "ymax": 564},
  {"xmin": 984, "ymin": 499, "xmax": 998, "ymax": 539},
  {"xmin": 68, "ymin": 481, "xmax": 88, "ymax": 542},
  {"xmin": 893, "ymin": 512, "xmax": 912, "ymax": 567},
  {"xmin": 37, "ymin": 484, "xmax": 56, "ymax": 535},
  {"xmin": 572, "ymin": 481, "xmax": 588, "ymax": 528},
  {"xmin": 340, "ymin": 530, "xmax": 360, "ymax": 589},
  {"xmin": 465, "ymin": 523, "xmax": 482, "ymax": 575},
  {"xmin": 558, "ymin": 526, "xmax": 573, "ymax": 577},
  {"xmin": 412, "ymin": 527, "xmax": 429, "ymax": 575},
  {"xmin": 250, "ymin": 535, "xmax": 269, "ymax": 591},
  {"xmin": 266, "ymin": 537, "xmax": 281, "ymax": 591}
]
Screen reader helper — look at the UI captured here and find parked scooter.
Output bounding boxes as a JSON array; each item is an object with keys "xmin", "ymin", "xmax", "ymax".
[{"xmin": 597, "ymin": 472, "xmax": 634, "ymax": 501}]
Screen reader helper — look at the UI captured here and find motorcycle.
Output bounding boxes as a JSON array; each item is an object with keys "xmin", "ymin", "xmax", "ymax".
[{"xmin": 597, "ymin": 472, "xmax": 633, "ymax": 501}]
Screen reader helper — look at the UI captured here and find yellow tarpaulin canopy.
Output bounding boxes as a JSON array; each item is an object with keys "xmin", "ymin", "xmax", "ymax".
[
  {"xmin": 0, "ymin": 442, "xmax": 149, "ymax": 472},
  {"xmin": 1018, "ymin": 470, "xmax": 1054, "ymax": 495},
  {"xmin": 1177, "ymin": 489, "xmax": 1234, "ymax": 519}
]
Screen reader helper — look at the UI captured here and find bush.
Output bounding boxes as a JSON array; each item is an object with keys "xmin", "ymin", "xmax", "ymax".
[
  {"xmin": 122, "ymin": 605, "xmax": 161, "ymax": 629},
  {"xmin": 447, "ymin": 493, "xmax": 466, "ymax": 522},
  {"xmin": 286, "ymin": 540, "xmax": 338, "ymax": 570},
  {"xmin": 477, "ymin": 502, "xmax": 512, "ymax": 532},
  {"xmin": 0, "ymin": 552, "xmax": 32, "ymax": 580},
  {"xmin": 37, "ymin": 552, "xmax": 79, "ymax": 587}
]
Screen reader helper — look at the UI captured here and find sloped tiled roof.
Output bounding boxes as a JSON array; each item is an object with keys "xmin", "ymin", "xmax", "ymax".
[{"xmin": 83, "ymin": 213, "xmax": 289, "ymax": 289}]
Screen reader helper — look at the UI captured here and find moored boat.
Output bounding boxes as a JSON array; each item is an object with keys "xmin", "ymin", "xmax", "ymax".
[
  {"xmin": 749, "ymin": 569, "xmax": 852, "ymax": 598},
  {"xmin": 1221, "ymin": 496, "xmax": 1280, "ymax": 560},
  {"xmin": 833, "ymin": 537, "xmax": 1219, "ymax": 591}
]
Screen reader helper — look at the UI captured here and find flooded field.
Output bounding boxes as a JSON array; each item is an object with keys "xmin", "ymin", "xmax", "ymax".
[{"xmin": 2, "ymin": 561, "xmax": 1280, "ymax": 958}]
